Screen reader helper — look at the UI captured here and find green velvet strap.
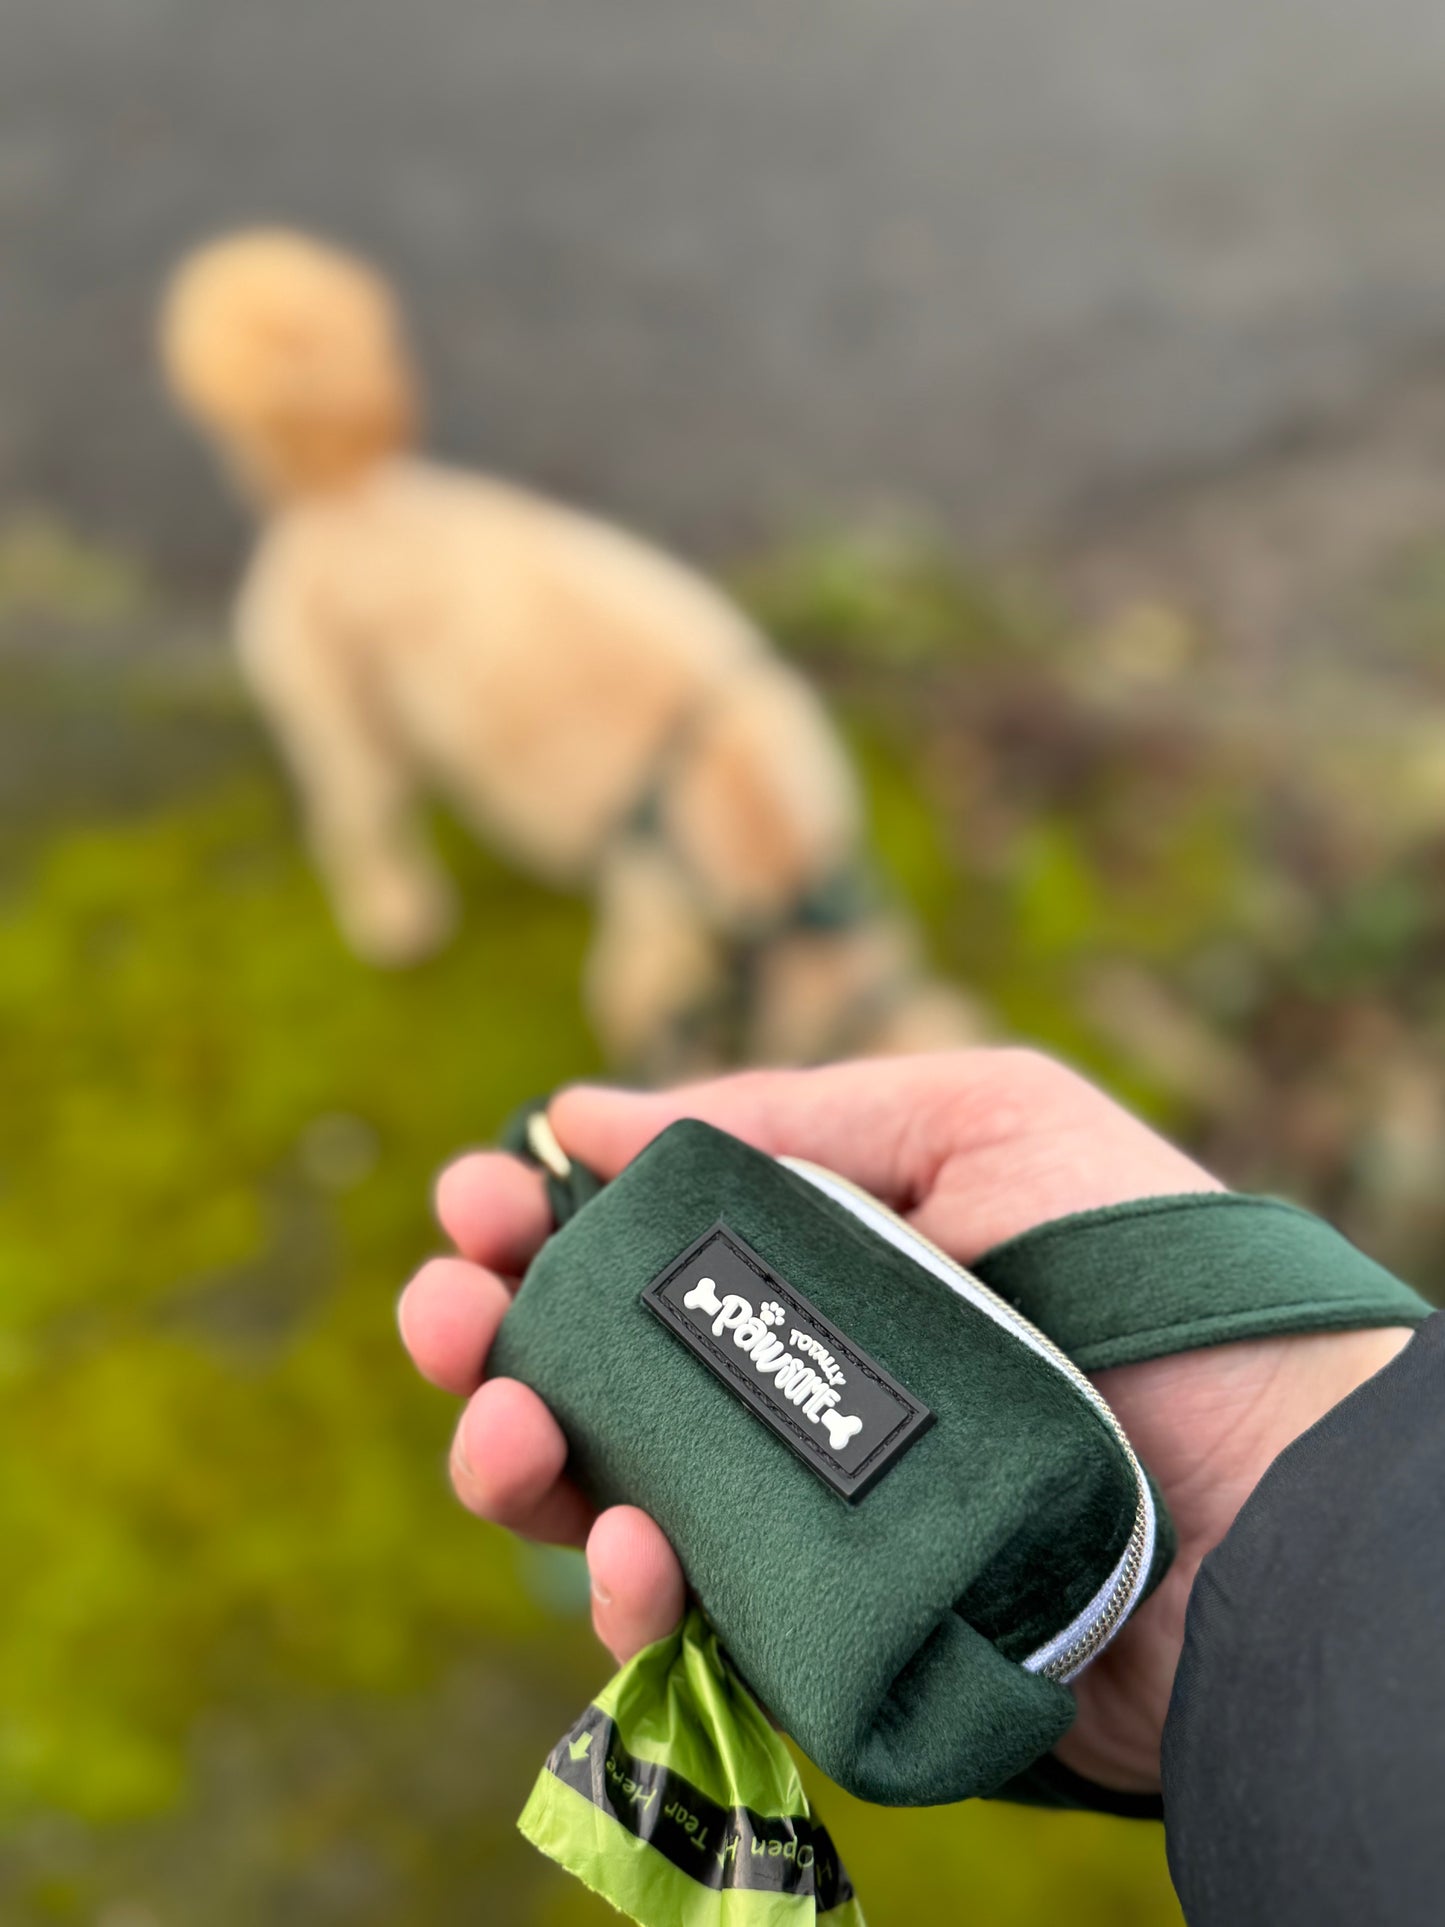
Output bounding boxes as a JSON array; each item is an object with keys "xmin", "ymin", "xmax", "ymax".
[
  {"xmin": 505, "ymin": 1095, "xmax": 1433, "ymax": 1371},
  {"xmin": 499, "ymin": 1099, "xmax": 602, "ymax": 1225},
  {"xmin": 973, "ymin": 1192, "xmax": 1433, "ymax": 1374}
]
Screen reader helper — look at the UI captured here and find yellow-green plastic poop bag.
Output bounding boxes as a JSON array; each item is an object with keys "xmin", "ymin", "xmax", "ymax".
[{"xmin": 520, "ymin": 1608, "xmax": 865, "ymax": 1927}]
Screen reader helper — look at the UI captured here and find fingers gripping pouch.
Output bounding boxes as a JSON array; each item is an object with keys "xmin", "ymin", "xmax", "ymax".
[{"xmin": 490, "ymin": 1117, "xmax": 1165, "ymax": 1813}]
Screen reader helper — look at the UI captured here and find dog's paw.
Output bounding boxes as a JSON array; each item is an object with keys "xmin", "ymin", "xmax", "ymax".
[{"xmin": 338, "ymin": 866, "xmax": 457, "ymax": 967}]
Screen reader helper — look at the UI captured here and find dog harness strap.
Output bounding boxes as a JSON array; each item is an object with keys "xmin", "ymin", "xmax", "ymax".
[
  {"xmin": 615, "ymin": 693, "xmax": 716, "ymax": 854},
  {"xmin": 618, "ymin": 687, "xmax": 883, "ymax": 943},
  {"xmin": 972, "ymin": 1191, "xmax": 1432, "ymax": 1373}
]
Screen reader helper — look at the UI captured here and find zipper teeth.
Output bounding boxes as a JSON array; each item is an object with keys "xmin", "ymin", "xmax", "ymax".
[{"xmin": 779, "ymin": 1157, "xmax": 1153, "ymax": 1683}]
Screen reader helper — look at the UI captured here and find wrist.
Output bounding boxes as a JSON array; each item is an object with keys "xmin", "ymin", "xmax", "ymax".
[{"xmin": 1055, "ymin": 1324, "xmax": 1416, "ymax": 1794}]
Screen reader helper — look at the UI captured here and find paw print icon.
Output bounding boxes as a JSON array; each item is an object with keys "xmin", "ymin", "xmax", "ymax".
[{"xmin": 759, "ymin": 1301, "xmax": 786, "ymax": 1327}]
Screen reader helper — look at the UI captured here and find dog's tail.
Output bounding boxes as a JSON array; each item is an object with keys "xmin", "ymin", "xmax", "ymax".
[{"xmin": 159, "ymin": 228, "xmax": 417, "ymax": 500}]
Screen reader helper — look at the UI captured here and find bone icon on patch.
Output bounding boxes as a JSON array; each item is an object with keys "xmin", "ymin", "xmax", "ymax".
[{"xmin": 682, "ymin": 1276, "xmax": 865, "ymax": 1452}]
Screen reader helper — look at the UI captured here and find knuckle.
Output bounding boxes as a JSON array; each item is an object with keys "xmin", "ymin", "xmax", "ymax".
[
  {"xmin": 450, "ymin": 1408, "xmax": 505, "ymax": 1516},
  {"xmin": 450, "ymin": 1382, "xmax": 560, "ymax": 1526},
  {"xmin": 929, "ymin": 1045, "xmax": 1092, "ymax": 1147},
  {"xmin": 448, "ymin": 1435, "xmax": 490, "ymax": 1514},
  {"xmin": 432, "ymin": 1153, "xmax": 478, "ymax": 1214},
  {"xmin": 990, "ymin": 1044, "xmax": 1080, "ymax": 1100},
  {"xmin": 450, "ymin": 1432, "xmax": 517, "ymax": 1523}
]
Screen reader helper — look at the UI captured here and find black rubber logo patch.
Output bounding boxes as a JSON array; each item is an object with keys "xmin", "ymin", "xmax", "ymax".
[{"xmin": 642, "ymin": 1221, "xmax": 933, "ymax": 1501}]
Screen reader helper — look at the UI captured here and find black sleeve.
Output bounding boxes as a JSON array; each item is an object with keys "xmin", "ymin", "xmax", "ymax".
[{"xmin": 1161, "ymin": 1311, "xmax": 1445, "ymax": 1926}]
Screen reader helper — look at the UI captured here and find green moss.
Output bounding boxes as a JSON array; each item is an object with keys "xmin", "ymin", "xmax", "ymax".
[
  {"xmin": 0, "ymin": 768, "xmax": 605, "ymax": 1827},
  {"xmin": 736, "ymin": 525, "xmax": 1055, "ymax": 666},
  {"xmin": 0, "ymin": 516, "xmax": 152, "ymax": 626},
  {"xmin": 0, "ymin": 617, "xmax": 1192, "ymax": 1921}
]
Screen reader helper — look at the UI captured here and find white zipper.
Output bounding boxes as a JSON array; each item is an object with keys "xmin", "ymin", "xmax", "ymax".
[{"xmin": 779, "ymin": 1157, "xmax": 1156, "ymax": 1684}]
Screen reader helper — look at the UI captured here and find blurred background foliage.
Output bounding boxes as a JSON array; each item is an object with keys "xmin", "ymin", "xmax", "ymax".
[{"xmin": 5, "ymin": 510, "xmax": 1445, "ymax": 1924}]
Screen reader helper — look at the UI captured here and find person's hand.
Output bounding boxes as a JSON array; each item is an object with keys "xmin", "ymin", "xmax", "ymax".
[{"xmin": 397, "ymin": 1050, "xmax": 1412, "ymax": 1792}]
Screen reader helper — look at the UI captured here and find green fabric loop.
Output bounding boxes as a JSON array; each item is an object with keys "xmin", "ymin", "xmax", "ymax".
[
  {"xmin": 973, "ymin": 1192, "xmax": 1433, "ymax": 1374},
  {"xmin": 499, "ymin": 1097, "xmax": 603, "ymax": 1224}
]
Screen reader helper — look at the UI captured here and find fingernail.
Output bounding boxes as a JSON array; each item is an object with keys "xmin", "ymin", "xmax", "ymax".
[{"xmin": 591, "ymin": 1577, "xmax": 613, "ymax": 1608}]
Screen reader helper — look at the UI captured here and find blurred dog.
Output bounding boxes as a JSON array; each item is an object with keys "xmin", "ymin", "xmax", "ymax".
[{"xmin": 160, "ymin": 228, "xmax": 980, "ymax": 1075}]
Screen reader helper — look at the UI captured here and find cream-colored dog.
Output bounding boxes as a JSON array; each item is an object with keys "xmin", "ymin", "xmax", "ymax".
[{"xmin": 160, "ymin": 228, "xmax": 978, "ymax": 1074}]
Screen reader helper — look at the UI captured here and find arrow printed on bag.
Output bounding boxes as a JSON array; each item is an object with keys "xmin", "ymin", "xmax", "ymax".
[{"xmin": 542, "ymin": 1707, "xmax": 857, "ymax": 1906}]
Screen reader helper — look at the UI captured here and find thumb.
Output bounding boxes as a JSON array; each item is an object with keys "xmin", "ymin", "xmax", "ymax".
[
  {"xmin": 548, "ymin": 1054, "xmax": 981, "ymax": 1203},
  {"xmin": 586, "ymin": 1506, "xmax": 687, "ymax": 1667}
]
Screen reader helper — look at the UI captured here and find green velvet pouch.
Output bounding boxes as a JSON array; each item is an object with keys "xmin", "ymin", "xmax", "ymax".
[
  {"xmin": 492, "ymin": 1108, "xmax": 1433, "ymax": 1831},
  {"xmin": 490, "ymin": 1118, "xmax": 1166, "ymax": 1807}
]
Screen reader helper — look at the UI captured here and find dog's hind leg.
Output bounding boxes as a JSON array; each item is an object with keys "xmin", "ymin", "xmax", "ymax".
[
  {"xmin": 742, "ymin": 915, "xmax": 987, "ymax": 1065},
  {"xmin": 584, "ymin": 836, "xmax": 732, "ymax": 1082}
]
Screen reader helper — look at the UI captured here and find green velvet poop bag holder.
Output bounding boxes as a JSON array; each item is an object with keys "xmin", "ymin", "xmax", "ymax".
[{"xmin": 491, "ymin": 1109, "xmax": 1429, "ymax": 1813}]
